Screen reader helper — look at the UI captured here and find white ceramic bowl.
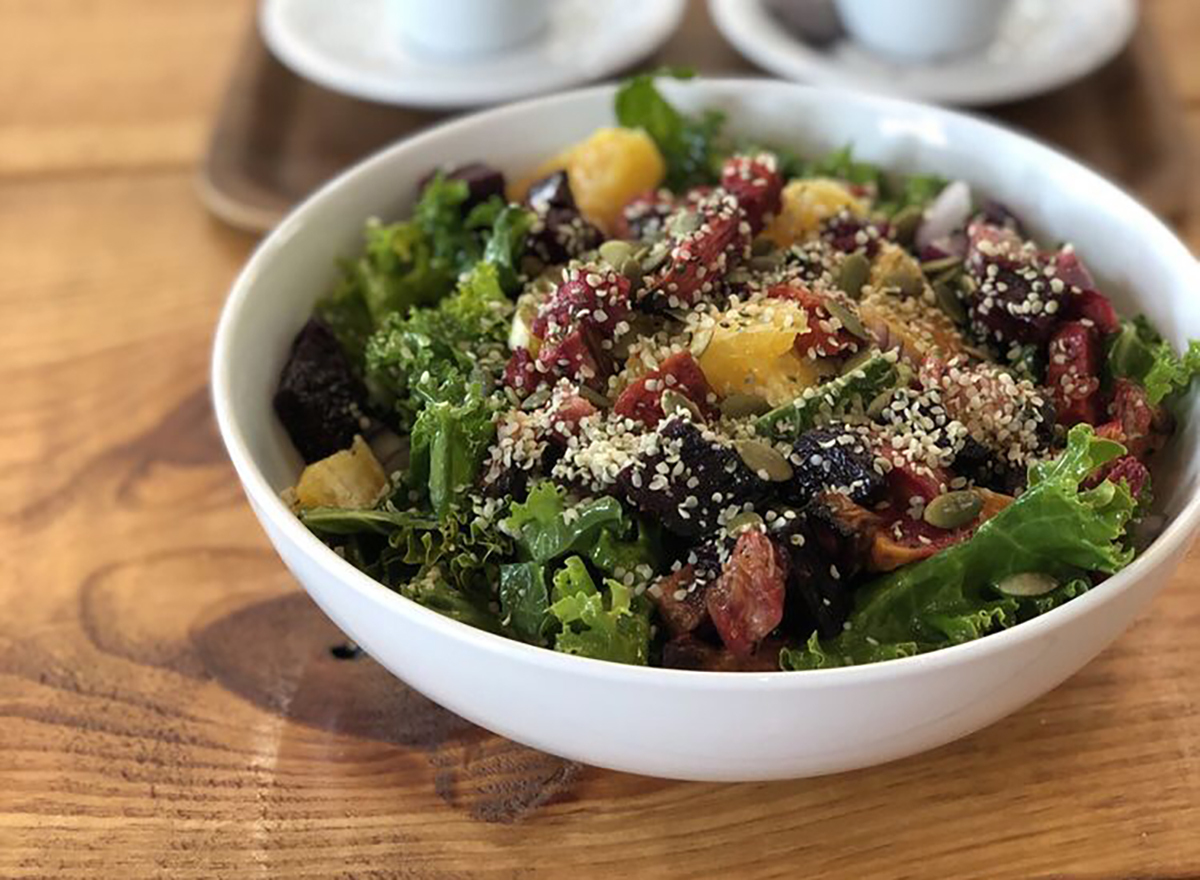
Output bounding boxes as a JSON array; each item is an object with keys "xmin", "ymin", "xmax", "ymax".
[{"xmin": 212, "ymin": 80, "xmax": 1200, "ymax": 782}]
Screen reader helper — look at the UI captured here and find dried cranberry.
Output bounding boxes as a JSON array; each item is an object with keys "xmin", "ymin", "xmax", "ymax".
[
  {"xmin": 706, "ymin": 529, "xmax": 789, "ymax": 656},
  {"xmin": 1046, "ymin": 321, "xmax": 1103, "ymax": 426},
  {"xmin": 613, "ymin": 351, "xmax": 717, "ymax": 427},
  {"xmin": 720, "ymin": 153, "xmax": 784, "ymax": 234},
  {"xmin": 535, "ymin": 326, "xmax": 612, "ymax": 392},
  {"xmin": 533, "ymin": 265, "xmax": 631, "ymax": 340}
]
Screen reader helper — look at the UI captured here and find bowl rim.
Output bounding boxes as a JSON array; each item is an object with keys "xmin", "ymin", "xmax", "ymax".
[{"xmin": 212, "ymin": 77, "xmax": 1200, "ymax": 689}]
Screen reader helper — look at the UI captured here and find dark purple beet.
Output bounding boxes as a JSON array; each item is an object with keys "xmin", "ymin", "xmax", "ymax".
[
  {"xmin": 524, "ymin": 171, "xmax": 603, "ymax": 265},
  {"xmin": 418, "ymin": 162, "xmax": 506, "ymax": 212},
  {"xmin": 769, "ymin": 497, "xmax": 874, "ymax": 640},
  {"xmin": 273, "ymin": 318, "xmax": 369, "ymax": 463},
  {"xmin": 616, "ymin": 417, "xmax": 769, "ymax": 539},
  {"xmin": 784, "ymin": 425, "xmax": 885, "ymax": 507},
  {"xmin": 819, "ymin": 209, "xmax": 886, "ymax": 257}
]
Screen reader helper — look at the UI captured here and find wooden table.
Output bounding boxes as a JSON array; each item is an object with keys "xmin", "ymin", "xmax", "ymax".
[{"xmin": 3, "ymin": 2, "xmax": 1199, "ymax": 877}]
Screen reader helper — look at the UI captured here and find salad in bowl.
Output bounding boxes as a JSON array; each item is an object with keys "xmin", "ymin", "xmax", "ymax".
[{"xmin": 272, "ymin": 75, "xmax": 1200, "ymax": 674}]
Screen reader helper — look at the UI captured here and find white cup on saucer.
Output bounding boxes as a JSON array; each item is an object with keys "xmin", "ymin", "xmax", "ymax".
[
  {"xmin": 392, "ymin": 0, "xmax": 552, "ymax": 57},
  {"xmin": 833, "ymin": 0, "xmax": 1011, "ymax": 62}
]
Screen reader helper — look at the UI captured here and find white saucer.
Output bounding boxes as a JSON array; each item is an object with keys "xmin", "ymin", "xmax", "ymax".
[
  {"xmin": 709, "ymin": 0, "xmax": 1138, "ymax": 106},
  {"xmin": 260, "ymin": 0, "xmax": 687, "ymax": 109}
]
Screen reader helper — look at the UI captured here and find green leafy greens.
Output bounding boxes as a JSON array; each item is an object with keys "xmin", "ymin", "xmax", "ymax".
[
  {"xmin": 1108, "ymin": 316, "xmax": 1200, "ymax": 405},
  {"xmin": 614, "ymin": 68, "xmax": 727, "ymax": 191},
  {"xmin": 781, "ymin": 426, "xmax": 1136, "ymax": 669},
  {"xmin": 301, "ymin": 504, "xmax": 513, "ymax": 635},
  {"xmin": 316, "ymin": 176, "xmax": 532, "ymax": 364},
  {"xmin": 497, "ymin": 482, "xmax": 659, "ymax": 660}
]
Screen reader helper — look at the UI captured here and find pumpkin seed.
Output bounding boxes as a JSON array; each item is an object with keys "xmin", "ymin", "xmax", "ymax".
[
  {"xmin": 891, "ymin": 205, "xmax": 924, "ymax": 244},
  {"xmin": 883, "ymin": 269, "xmax": 924, "ymax": 297},
  {"xmin": 957, "ymin": 273, "xmax": 978, "ymax": 296},
  {"xmin": 734, "ymin": 439, "xmax": 794, "ymax": 482},
  {"xmin": 666, "ymin": 210, "xmax": 701, "ymax": 237},
  {"xmin": 663, "ymin": 307, "xmax": 691, "ymax": 324},
  {"xmin": 995, "ymin": 572, "xmax": 1059, "ymax": 597},
  {"xmin": 578, "ymin": 386, "xmax": 612, "ymax": 409},
  {"xmin": 640, "ymin": 242, "xmax": 671, "ymax": 274},
  {"xmin": 727, "ymin": 511, "xmax": 765, "ymax": 535},
  {"xmin": 620, "ymin": 256, "xmax": 644, "ymax": 281},
  {"xmin": 520, "ymin": 386, "xmax": 552, "ymax": 412},
  {"xmin": 836, "ymin": 252, "xmax": 871, "ymax": 298},
  {"xmin": 922, "ymin": 490, "xmax": 983, "ymax": 530},
  {"xmin": 751, "ymin": 237, "xmax": 776, "ymax": 257},
  {"xmin": 919, "ymin": 255, "xmax": 962, "ymax": 276},
  {"xmin": 661, "ymin": 389, "xmax": 704, "ymax": 421},
  {"xmin": 719, "ymin": 393, "xmax": 771, "ymax": 419},
  {"xmin": 866, "ymin": 388, "xmax": 896, "ymax": 418},
  {"xmin": 689, "ymin": 327, "xmax": 714, "ymax": 358},
  {"xmin": 824, "ymin": 299, "xmax": 869, "ymax": 340},
  {"xmin": 933, "ymin": 281, "xmax": 968, "ymax": 325},
  {"xmin": 748, "ymin": 253, "xmax": 783, "ymax": 272},
  {"xmin": 598, "ymin": 239, "xmax": 634, "ymax": 268}
]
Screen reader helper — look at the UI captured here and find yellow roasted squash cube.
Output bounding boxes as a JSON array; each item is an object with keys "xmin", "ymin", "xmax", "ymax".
[
  {"xmin": 762, "ymin": 178, "xmax": 867, "ymax": 248},
  {"xmin": 520, "ymin": 127, "xmax": 665, "ymax": 233},
  {"xmin": 294, "ymin": 436, "xmax": 388, "ymax": 511}
]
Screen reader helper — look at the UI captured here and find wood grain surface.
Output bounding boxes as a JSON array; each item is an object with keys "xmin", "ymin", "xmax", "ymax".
[{"xmin": 2, "ymin": 2, "xmax": 1200, "ymax": 878}]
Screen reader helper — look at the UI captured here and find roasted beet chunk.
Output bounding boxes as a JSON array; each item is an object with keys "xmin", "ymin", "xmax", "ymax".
[
  {"xmin": 706, "ymin": 528, "xmax": 789, "ymax": 656},
  {"xmin": 661, "ymin": 635, "xmax": 785, "ymax": 672},
  {"xmin": 531, "ymin": 264, "xmax": 631, "ymax": 390},
  {"xmin": 951, "ymin": 435, "xmax": 1028, "ymax": 496},
  {"xmin": 964, "ymin": 220, "xmax": 1067, "ymax": 347},
  {"xmin": 1090, "ymin": 454, "xmax": 1150, "ymax": 499},
  {"xmin": 638, "ymin": 192, "xmax": 751, "ymax": 311},
  {"xmin": 1097, "ymin": 377, "xmax": 1171, "ymax": 457},
  {"xmin": 720, "ymin": 153, "xmax": 783, "ymax": 234},
  {"xmin": 616, "ymin": 416, "xmax": 769, "ymax": 538},
  {"xmin": 419, "ymin": 162, "xmax": 505, "ymax": 211},
  {"xmin": 613, "ymin": 351, "xmax": 717, "ymax": 427},
  {"xmin": 770, "ymin": 494, "xmax": 877, "ymax": 640},
  {"xmin": 616, "ymin": 188, "xmax": 677, "ymax": 240},
  {"xmin": 1046, "ymin": 320, "xmax": 1103, "ymax": 426},
  {"xmin": 502, "ymin": 347, "xmax": 548, "ymax": 396},
  {"xmin": 524, "ymin": 171, "xmax": 604, "ymax": 265},
  {"xmin": 819, "ymin": 209, "xmax": 886, "ymax": 258},
  {"xmin": 784, "ymin": 425, "xmax": 885, "ymax": 507},
  {"xmin": 273, "ymin": 318, "xmax": 368, "ymax": 463}
]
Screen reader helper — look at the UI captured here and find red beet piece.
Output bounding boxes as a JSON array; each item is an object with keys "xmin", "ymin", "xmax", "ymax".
[
  {"xmin": 613, "ymin": 351, "xmax": 717, "ymax": 427},
  {"xmin": 706, "ymin": 529, "xmax": 789, "ymax": 656}
]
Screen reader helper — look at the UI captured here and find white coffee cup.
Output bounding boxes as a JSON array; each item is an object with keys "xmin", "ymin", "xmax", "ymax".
[
  {"xmin": 392, "ymin": 0, "xmax": 552, "ymax": 57},
  {"xmin": 834, "ymin": 0, "xmax": 1011, "ymax": 62}
]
